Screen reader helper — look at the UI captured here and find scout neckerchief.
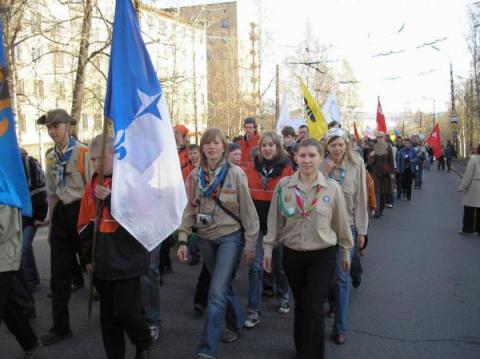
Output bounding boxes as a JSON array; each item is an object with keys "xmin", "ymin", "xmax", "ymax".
[
  {"xmin": 294, "ymin": 184, "xmax": 323, "ymax": 219},
  {"xmin": 54, "ymin": 136, "xmax": 76, "ymax": 186},
  {"xmin": 326, "ymin": 156, "xmax": 346, "ymax": 186},
  {"xmin": 278, "ymin": 182, "xmax": 323, "ymax": 220},
  {"xmin": 328, "ymin": 167, "xmax": 346, "ymax": 186},
  {"xmin": 198, "ymin": 161, "xmax": 228, "ymax": 198},
  {"xmin": 260, "ymin": 166, "xmax": 274, "ymax": 189}
]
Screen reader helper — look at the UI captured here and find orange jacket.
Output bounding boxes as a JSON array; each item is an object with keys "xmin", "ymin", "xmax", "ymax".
[
  {"xmin": 182, "ymin": 161, "xmax": 196, "ymax": 180},
  {"xmin": 366, "ymin": 171, "xmax": 377, "ymax": 210},
  {"xmin": 77, "ymin": 175, "xmax": 119, "ymax": 234},
  {"xmin": 238, "ymin": 133, "xmax": 260, "ymax": 166},
  {"xmin": 245, "ymin": 159, "xmax": 294, "ymax": 202}
]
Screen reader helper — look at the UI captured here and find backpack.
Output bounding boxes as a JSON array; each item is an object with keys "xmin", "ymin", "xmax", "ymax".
[{"xmin": 22, "ymin": 154, "xmax": 46, "ymax": 195}]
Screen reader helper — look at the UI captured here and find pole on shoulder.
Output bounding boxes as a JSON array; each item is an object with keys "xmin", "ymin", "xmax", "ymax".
[{"xmin": 87, "ymin": 116, "xmax": 110, "ymax": 319}]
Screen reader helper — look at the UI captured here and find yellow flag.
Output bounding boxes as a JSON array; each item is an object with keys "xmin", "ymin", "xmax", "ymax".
[{"xmin": 300, "ymin": 80, "xmax": 328, "ymax": 140}]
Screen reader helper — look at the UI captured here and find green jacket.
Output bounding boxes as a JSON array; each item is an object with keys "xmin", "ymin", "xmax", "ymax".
[{"xmin": 0, "ymin": 205, "xmax": 22, "ymax": 272}]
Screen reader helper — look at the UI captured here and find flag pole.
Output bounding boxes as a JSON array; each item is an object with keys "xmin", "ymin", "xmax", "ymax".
[{"xmin": 87, "ymin": 116, "xmax": 110, "ymax": 319}]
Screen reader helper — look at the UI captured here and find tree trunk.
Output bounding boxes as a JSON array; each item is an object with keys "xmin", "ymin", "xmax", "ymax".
[{"xmin": 70, "ymin": 0, "xmax": 93, "ymax": 136}]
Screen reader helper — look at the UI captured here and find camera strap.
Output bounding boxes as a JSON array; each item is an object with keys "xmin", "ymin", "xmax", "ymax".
[{"xmin": 214, "ymin": 164, "xmax": 243, "ymax": 228}]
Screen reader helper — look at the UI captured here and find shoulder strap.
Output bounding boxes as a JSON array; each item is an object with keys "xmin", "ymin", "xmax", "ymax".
[
  {"xmin": 23, "ymin": 155, "xmax": 32, "ymax": 188},
  {"xmin": 78, "ymin": 146, "xmax": 88, "ymax": 181},
  {"xmin": 213, "ymin": 164, "xmax": 243, "ymax": 227}
]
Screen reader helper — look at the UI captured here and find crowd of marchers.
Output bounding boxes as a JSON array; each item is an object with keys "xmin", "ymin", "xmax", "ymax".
[{"xmin": 2, "ymin": 108, "xmax": 480, "ymax": 359}]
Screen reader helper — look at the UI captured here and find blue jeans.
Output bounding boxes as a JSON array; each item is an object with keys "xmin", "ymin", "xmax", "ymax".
[
  {"xmin": 197, "ymin": 231, "xmax": 244, "ymax": 359},
  {"xmin": 247, "ymin": 232, "xmax": 264, "ymax": 318},
  {"xmin": 141, "ymin": 244, "xmax": 161, "ymax": 326},
  {"xmin": 333, "ymin": 226, "xmax": 356, "ymax": 336},
  {"xmin": 21, "ymin": 224, "xmax": 40, "ymax": 285}
]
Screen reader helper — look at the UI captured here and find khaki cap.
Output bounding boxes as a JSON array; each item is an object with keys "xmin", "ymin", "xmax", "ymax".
[{"xmin": 37, "ymin": 109, "xmax": 76, "ymax": 125}]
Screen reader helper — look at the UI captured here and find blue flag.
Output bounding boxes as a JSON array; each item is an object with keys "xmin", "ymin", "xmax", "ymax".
[
  {"xmin": 104, "ymin": 0, "xmax": 186, "ymax": 250},
  {"xmin": 0, "ymin": 19, "xmax": 32, "ymax": 216}
]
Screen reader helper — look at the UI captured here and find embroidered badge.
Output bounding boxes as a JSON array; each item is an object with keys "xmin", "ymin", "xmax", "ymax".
[
  {"xmin": 287, "ymin": 207, "xmax": 295, "ymax": 215},
  {"xmin": 322, "ymin": 195, "xmax": 331, "ymax": 204},
  {"xmin": 284, "ymin": 193, "xmax": 292, "ymax": 203}
]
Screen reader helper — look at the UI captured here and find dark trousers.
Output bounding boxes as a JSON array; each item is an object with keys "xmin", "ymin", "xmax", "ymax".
[
  {"xmin": 50, "ymin": 200, "xmax": 83, "ymax": 334},
  {"xmin": 0, "ymin": 271, "xmax": 38, "ymax": 351},
  {"xmin": 401, "ymin": 168, "xmax": 413, "ymax": 200},
  {"xmin": 95, "ymin": 276, "xmax": 151, "ymax": 359},
  {"xmin": 462, "ymin": 206, "xmax": 480, "ymax": 233},
  {"xmin": 194, "ymin": 262, "xmax": 211, "ymax": 308},
  {"xmin": 283, "ymin": 246, "xmax": 336, "ymax": 359},
  {"xmin": 438, "ymin": 157, "xmax": 445, "ymax": 170},
  {"xmin": 396, "ymin": 172, "xmax": 402, "ymax": 198},
  {"xmin": 446, "ymin": 158, "xmax": 452, "ymax": 172},
  {"xmin": 159, "ymin": 235, "xmax": 173, "ymax": 273}
]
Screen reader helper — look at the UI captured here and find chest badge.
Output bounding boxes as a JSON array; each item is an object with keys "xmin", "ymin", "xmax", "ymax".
[
  {"xmin": 284, "ymin": 193, "xmax": 292, "ymax": 203},
  {"xmin": 322, "ymin": 195, "xmax": 331, "ymax": 204}
]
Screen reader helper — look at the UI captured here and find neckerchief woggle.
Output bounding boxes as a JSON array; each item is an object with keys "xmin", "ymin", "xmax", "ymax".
[
  {"xmin": 198, "ymin": 161, "xmax": 229, "ymax": 198},
  {"xmin": 278, "ymin": 184, "xmax": 323, "ymax": 220},
  {"xmin": 54, "ymin": 136, "xmax": 76, "ymax": 186}
]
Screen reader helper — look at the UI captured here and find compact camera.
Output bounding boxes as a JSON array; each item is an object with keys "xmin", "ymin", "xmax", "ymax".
[{"xmin": 196, "ymin": 213, "xmax": 213, "ymax": 226}]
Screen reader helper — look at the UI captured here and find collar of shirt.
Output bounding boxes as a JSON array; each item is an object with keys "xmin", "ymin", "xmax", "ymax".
[{"xmin": 288, "ymin": 171, "xmax": 328, "ymax": 193}]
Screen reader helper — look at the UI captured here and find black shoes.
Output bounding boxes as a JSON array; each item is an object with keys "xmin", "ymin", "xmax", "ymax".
[
  {"xmin": 193, "ymin": 303, "xmax": 206, "ymax": 315},
  {"xmin": 18, "ymin": 340, "xmax": 43, "ymax": 359},
  {"xmin": 352, "ymin": 276, "xmax": 362, "ymax": 288},
  {"xmin": 221, "ymin": 328, "xmax": 239, "ymax": 343},
  {"xmin": 40, "ymin": 330, "xmax": 72, "ymax": 346}
]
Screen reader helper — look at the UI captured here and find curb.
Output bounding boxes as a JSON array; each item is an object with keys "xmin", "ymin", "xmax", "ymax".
[{"xmin": 451, "ymin": 165, "xmax": 463, "ymax": 178}]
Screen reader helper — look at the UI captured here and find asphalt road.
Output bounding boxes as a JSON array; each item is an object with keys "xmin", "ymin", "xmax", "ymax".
[{"xmin": 2, "ymin": 168, "xmax": 480, "ymax": 359}]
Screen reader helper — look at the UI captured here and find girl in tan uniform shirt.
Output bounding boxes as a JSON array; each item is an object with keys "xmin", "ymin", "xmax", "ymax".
[
  {"xmin": 177, "ymin": 128, "xmax": 259, "ymax": 359},
  {"xmin": 263, "ymin": 138, "xmax": 353, "ymax": 359},
  {"xmin": 322, "ymin": 128, "xmax": 368, "ymax": 345}
]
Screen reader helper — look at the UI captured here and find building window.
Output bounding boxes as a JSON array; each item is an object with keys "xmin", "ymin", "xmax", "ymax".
[
  {"xmin": 18, "ymin": 113, "xmax": 26, "ymax": 133},
  {"xmin": 82, "ymin": 114, "xmax": 88, "ymax": 130},
  {"xmin": 54, "ymin": 50, "xmax": 63, "ymax": 68},
  {"xmin": 221, "ymin": 18, "xmax": 230, "ymax": 28},
  {"xmin": 15, "ymin": 46, "xmax": 22, "ymax": 62},
  {"xmin": 35, "ymin": 80, "xmax": 44, "ymax": 99},
  {"xmin": 94, "ymin": 113, "xmax": 102, "ymax": 130},
  {"xmin": 57, "ymin": 81, "xmax": 65, "ymax": 99},
  {"xmin": 16, "ymin": 79, "xmax": 24, "ymax": 95}
]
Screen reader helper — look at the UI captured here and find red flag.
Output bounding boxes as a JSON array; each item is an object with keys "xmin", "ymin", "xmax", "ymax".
[
  {"xmin": 426, "ymin": 123, "xmax": 442, "ymax": 158},
  {"xmin": 353, "ymin": 122, "xmax": 360, "ymax": 141},
  {"xmin": 376, "ymin": 97, "xmax": 387, "ymax": 133}
]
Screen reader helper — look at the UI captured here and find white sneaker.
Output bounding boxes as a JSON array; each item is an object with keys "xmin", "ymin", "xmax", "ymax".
[
  {"xmin": 149, "ymin": 325, "xmax": 160, "ymax": 342},
  {"xmin": 278, "ymin": 303, "xmax": 291, "ymax": 314},
  {"xmin": 385, "ymin": 203, "xmax": 393, "ymax": 208},
  {"xmin": 245, "ymin": 316, "xmax": 261, "ymax": 328}
]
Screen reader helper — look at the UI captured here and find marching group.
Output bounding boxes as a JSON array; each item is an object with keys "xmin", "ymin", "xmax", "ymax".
[{"xmin": 1, "ymin": 108, "xmax": 468, "ymax": 359}]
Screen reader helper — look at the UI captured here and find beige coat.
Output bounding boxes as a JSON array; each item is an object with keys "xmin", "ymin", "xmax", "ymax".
[
  {"xmin": 0, "ymin": 205, "xmax": 22, "ymax": 272},
  {"xmin": 458, "ymin": 155, "xmax": 480, "ymax": 208},
  {"xmin": 263, "ymin": 171, "xmax": 353, "ymax": 263},
  {"xmin": 178, "ymin": 164, "xmax": 259, "ymax": 252},
  {"xmin": 327, "ymin": 157, "xmax": 369, "ymax": 236}
]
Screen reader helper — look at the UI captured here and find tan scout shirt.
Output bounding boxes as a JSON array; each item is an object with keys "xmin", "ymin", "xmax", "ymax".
[
  {"xmin": 46, "ymin": 141, "xmax": 92, "ymax": 205},
  {"xmin": 0, "ymin": 205, "xmax": 22, "ymax": 272},
  {"xmin": 329, "ymin": 157, "xmax": 369, "ymax": 236},
  {"xmin": 178, "ymin": 164, "xmax": 259, "ymax": 252},
  {"xmin": 263, "ymin": 171, "xmax": 353, "ymax": 262}
]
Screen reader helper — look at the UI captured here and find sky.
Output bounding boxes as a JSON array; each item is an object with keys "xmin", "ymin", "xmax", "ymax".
[{"xmin": 157, "ymin": 0, "xmax": 473, "ymax": 119}]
